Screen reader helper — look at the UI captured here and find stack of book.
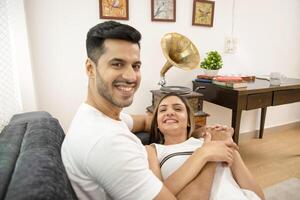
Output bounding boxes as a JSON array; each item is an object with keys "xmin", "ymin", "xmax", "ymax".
[
  {"xmin": 195, "ymin": 75, "xmax": 215, "ymax": 83},
  {"xmin": 212, "ymin": 76, "xmax": 248, "ymax": 88}
]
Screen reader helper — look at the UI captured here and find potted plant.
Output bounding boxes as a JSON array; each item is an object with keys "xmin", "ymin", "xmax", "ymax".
[{"xmin": 200, "ymin": 51, "xmax": 223, "ymax": 76}]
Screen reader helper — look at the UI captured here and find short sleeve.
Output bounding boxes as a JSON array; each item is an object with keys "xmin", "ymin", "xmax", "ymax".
[
  {"xmin": 120, "ymin": 112, "xmax": 133, "ymax": 131},
  {"xmin": 86, "ymin": 132, "xmax": 162, "ymax": 200}
]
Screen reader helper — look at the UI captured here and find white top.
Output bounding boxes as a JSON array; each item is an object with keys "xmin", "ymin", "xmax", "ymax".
[
  {"xmin": 61, "ymin": 103, "xmax": 162, "ymax": 200},
  {"xmin": 153, "ymin": 137, "xmax": 261, "ymax": 200}
]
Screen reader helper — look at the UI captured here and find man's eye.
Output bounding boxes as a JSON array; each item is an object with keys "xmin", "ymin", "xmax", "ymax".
[
  {"xmin": 132, "ymin": 64, "xmax": 141, "ymax": 71},
  {"xmin": 112, "ymin": 63, "xmax": 123, "ymax": 68}
]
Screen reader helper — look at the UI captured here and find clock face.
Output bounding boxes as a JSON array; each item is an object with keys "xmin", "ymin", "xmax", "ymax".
[{"xmin": 194, "ymin": 1, "xmax": 214, "ymax": 26}]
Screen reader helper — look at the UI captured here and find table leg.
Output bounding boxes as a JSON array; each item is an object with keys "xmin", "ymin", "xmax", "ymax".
[
  {"xmin": 259, "ymin": 107, "xmax": 267, "ymax": 139},
  {"xmin": 232, "ymin": 109, "xmax": 242, "ymax": 144}
]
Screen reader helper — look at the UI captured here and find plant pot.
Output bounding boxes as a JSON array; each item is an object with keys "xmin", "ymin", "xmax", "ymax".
[{"xmin": 202, "ymin": 69, "xmax": 219, "ymax": 76}]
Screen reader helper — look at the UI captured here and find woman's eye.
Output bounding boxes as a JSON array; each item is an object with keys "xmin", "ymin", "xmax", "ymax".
[
  {"xmin": 174, "ymin": 107, "xmax": 182, "ymax": 111},
  {"xmin": 159, "ymin": 109, "xmax": 166, "ymax": 113}
]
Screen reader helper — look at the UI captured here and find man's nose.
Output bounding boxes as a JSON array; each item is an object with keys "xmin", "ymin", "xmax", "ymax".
[{"xmin": 122, "ymin": 66, "xmax": 137, "ymax": 81}]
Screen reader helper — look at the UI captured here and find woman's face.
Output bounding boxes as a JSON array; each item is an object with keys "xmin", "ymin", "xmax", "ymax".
[{"xmin": 157, "ymin": 96, "xmax": 189, "ymax": 137}]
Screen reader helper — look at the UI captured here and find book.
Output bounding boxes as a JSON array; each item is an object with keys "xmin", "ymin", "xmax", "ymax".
[
  {"xmin": 194, "ymin": 78, "xmax": 212, "ymax": 83},
  {"xmin": 212, "ymin": 80, "xmax": 247, "ymax": 88},
  {"xmin": 197, "ymin": 74, "xmax": 215, "ymax": 80},
  {"xmin": 214, "ymin": 76, "xmax": 243, "ymax": 82}
]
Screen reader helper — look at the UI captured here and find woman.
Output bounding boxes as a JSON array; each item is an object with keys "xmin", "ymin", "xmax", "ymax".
[{"xmin": 145, "ymin": 93, "xmax": 265, "ymax": 200}]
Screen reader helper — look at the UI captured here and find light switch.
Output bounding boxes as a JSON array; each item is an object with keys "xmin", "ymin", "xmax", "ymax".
[{"xmin": 224, "ymin": 37, "xmax": 237, "ymax": 54}]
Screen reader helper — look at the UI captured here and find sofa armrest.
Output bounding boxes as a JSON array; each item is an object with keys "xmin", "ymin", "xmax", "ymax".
[{"xmin": 9, "ymin": 111, "xmax": 52, "ymax": 125}]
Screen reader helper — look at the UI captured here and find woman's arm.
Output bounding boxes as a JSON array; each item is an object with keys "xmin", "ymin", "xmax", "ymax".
[
  {"xmin": 230, "ymin": 150, "xmax": 265, "ymax": 200},
  {"xmin": 145, "ymin": 144, "xmax": 215, "ymax": 200},
  {"xmin": 146, "ymin": 135, "xmax": 237, "ymax": 196}
]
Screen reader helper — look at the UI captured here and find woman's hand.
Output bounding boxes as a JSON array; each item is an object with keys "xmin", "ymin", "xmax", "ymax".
[{"xmin": 197, "ymin": 133, "xmax": 238, "ymax": 166}]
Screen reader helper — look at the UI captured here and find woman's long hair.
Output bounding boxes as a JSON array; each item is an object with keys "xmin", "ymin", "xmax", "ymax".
[{"xmin": 149, "ymin": 93, "xmax": 195, "ymax": 144}]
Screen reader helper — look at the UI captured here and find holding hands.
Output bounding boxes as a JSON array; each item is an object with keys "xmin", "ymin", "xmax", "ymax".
[{"xmin": 195, "ymin": 124, "xmax": 238, "ymax": 166}]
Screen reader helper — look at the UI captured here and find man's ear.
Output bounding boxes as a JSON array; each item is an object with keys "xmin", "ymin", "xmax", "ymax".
[{"xmin": 86, "ymin": 58, "xmax": 96, "ymax": 78}]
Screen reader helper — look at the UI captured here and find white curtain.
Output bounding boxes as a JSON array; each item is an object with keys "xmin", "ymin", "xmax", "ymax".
[{"xmin": 0, "ymin": 0, "xmax": 22, "ymax": 132}]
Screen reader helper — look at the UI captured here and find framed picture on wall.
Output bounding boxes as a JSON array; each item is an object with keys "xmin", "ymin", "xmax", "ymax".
[
  {"xmin": 192, "ymin": 0, "xmax": 215, "ymax": 27},
  {"xmin": 99, "ymin": 0, "xmax": 129, "ymax": 20},
  {"xmin": 151, "ymin": 0, "xmax": 176, "ymax": 22}
]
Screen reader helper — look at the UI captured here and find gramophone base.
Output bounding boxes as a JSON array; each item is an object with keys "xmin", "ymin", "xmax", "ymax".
[{"xmin": 160, "ymin": 86, "xmax": 192, "ymax": 95}]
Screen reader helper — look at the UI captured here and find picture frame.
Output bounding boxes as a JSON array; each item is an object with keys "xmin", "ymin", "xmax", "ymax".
[
  {"xmin": 99, "ymin": 0, "xmax": 129, "ymax": 20},
  {"xmin": 151, "ymin": 0, "xmax": 176, "ymax": 22},
  {"xmin": 192, "ymin": 0, "xmax": 215, "ymax": 27}
]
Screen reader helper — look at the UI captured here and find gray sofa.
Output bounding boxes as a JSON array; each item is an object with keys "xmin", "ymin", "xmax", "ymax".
[{"xmin": 0, "ymin": 111, "xmax": 77, "ymax": 200}]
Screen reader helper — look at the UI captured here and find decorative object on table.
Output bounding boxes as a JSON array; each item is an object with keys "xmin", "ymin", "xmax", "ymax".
[
  {"xmin": 192, "ymin": 0, "xmax": 215, "ymax": 27},
  {"xmin": 200, "ymin": 50, "xmax": 223, "ymax": 76},
  {"xmin": 147, "ymin": 33, "xmax": 208, "ymax": 127},
  {"xmin": 158, "ymin": 32, "xmax": 200, "ymax": 92},
  {"xmin": 151, "ymin": 0, "xmax": 176, "ymax": 22},
  {"xmin": 269, "ymin": 72, "xmax": 282, "ymax": 86},
  {"xmin": 99, "ymin": 0, "xmax": 129, "ymax": 20}
]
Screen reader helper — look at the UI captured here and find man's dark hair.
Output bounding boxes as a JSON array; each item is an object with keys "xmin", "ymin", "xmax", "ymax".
[{"xmin": 86, "ymin": 21, "xmax": 142, "ymax": 63}]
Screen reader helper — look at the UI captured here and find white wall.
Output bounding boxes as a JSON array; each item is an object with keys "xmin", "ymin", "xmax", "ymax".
[{"xmin": 24, "ymin": 0, "xmax": 300, "ymax": 131}]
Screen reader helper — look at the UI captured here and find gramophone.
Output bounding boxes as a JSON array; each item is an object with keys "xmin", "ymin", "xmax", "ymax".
[{"xmin": 147, "ymin": 33, "xmax": 208, "ymax": 127}]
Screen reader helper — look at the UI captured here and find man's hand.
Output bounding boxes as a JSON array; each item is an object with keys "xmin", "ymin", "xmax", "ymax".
[{"xmin": 206, "ymin": 124, "xmax": 234, "ymax": 142}]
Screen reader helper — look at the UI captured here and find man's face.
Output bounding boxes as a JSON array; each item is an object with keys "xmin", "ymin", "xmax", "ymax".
[{"xmin": 94, "ymin": 39, "xmax": 141, "ymax": 109}]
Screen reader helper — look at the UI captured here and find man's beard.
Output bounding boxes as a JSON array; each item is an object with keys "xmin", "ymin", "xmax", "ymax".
[{"xmin": 96, "ymin": 72, "xmax": 137, "ymax": 108}]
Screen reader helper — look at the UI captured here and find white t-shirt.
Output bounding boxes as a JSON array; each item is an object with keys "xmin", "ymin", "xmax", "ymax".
[
  {"xmin": 154, "ymin": 137, "xmax": 261, "ymax": 200},
  {"xmin": 61, "ymin": 103, "xmax": 162, "ymax": 200}
]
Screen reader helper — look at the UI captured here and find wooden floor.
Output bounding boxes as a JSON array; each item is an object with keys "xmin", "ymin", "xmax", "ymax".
[{"xmin": 239, "ymin": 123, "xmax": 300, "ymax": 188}]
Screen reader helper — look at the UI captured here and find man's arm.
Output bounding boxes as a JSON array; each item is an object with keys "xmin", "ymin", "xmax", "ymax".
[
  {"xmin": 146, "ymin": 134, "xmax": 236, "ymax": 196},
  {"xmin": 87, "ymin": 133, "xmax": 177, "ymax": 200},
  {"xmin": 145, "ymin": 144, "xmax": 213, "ymax": 200},
  {"xmin": 130, "ymin": 114, "xmax": 152, "ymax": 133},
  {"xmin": 177, "ymin": 162, "xmax": 216, "ymax": 200},
  {"xmin": 177, "ymin": 126, "xmax": 236, "ymax": 200}
]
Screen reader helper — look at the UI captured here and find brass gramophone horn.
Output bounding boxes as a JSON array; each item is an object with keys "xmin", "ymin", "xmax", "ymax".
[{"xmin": 159, "ymin": 32, "xmax": 200, "ymax": 86}]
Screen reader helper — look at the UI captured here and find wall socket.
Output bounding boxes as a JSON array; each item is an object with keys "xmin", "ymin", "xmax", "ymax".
[{"xmin": 224, "ymin": 37, "xmax": 237, "ymax": 54}]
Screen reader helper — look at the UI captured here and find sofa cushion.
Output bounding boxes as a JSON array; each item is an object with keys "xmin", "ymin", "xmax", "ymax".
[
  {"xmin": 3, "ymin": 117, "xmax": 77, "ymax": 200},
  {"xmin": 0, "ymin": 123, "xmax": 27, "ymax": 199}
]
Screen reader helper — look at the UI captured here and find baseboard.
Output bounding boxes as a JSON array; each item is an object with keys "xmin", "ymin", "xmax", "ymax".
[{"xmin": 240, "ymin": 121, "xmax": 300, "ymax": 141}]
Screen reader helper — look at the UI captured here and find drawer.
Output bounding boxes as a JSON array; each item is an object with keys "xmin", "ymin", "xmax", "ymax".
[
  {"xmin": 273, "ymin": 89, "xmax": 300, "ymax": 105},
  {"xmin": 246, "ymin": 92, "xmax": 272, "ymax": 110}
]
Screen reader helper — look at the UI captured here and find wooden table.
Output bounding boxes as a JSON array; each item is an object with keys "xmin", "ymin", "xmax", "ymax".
[{"xmin": 193, "ymin": 78, "xmax": 300, "ymax": 144}]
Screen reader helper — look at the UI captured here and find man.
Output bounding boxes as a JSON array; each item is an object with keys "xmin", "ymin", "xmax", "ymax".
[
  {"xmin": 61, "ymin": 20, "xmax": 175, "ymax": 200},
  {"xmin": 61, "ymin": 21, "xmax": 235, "ymax": 200}
]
